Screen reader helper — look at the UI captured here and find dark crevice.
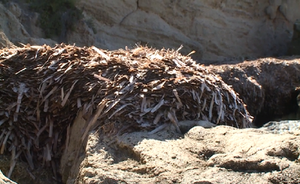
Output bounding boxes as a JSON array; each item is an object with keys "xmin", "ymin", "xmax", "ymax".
[
  {"xmin": 218, "ymin": 161, "xmax": 281, "ymax": 173},
  {"xmin": 253, "ymin": 90, "xmax": 300, "ymax": 127}
]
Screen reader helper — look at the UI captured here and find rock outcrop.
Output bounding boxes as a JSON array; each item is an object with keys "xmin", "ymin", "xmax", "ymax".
[
  {"xmin": 0, "ymin": 2, "xmax": 56, "ymax": 48},
  {"xmin": 1, "ymin": 0, "xmax": 300, "ymax": 61},
  {"xmin": 71, "ymin": 0, "xmax": 300, "ymax": 61},
  {"xmin": 62, "ymin": 119, "xmax": 300, "ymax": 184}
]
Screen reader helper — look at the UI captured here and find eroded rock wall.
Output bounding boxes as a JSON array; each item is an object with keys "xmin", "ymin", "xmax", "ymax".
[
  {"xmin": 1, "ymin": 0, "xmax": 300, "ymax": 61},
  {"xmin": 70, "ymin": 0, "xmax": 300, "ymax": 61},
  {"xmin": 0, "ymin": 2, "xmax": 56, "ymax": 47}
]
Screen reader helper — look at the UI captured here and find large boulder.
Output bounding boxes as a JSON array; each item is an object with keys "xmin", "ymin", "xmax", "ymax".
[{"xmin": 63, "ymin": 120, "xmax": 300, "ymax": 184}]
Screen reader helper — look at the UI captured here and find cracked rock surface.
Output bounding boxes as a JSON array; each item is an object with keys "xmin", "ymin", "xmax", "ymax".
[
  {"xmin": 64, "ymin": 123, "xmax": 300, "ymax": 184},
  {"xmin": 2, "ymin": 0, "xmax": 300, "ymax": 61}
]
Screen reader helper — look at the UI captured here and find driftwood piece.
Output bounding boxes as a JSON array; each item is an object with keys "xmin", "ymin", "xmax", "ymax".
[
  {"xmin": 0, "ymin": 44, "xmax": 252, "ymax": 177},
  {"xmin": 208, "ymin": 57, "xmax": 300, "ymax": 126}
]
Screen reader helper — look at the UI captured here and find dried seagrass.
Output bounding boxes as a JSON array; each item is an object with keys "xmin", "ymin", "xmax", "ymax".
[{"xmin": 0, "ymin": 44, "xmax": 252, "ymax": 176}]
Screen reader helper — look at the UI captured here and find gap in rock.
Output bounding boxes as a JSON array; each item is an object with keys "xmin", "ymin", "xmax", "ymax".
[{"xmin": 253, "ymin": 90, "xmax": 300, "ymax": 127}]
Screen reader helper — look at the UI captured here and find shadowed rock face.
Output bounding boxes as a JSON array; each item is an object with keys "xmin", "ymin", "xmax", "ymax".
[
  {"xmin": 288, "ymin": 20, "xmax": 300, "ymax": 55},
  {"xmin": 0, "ymin": 3, "xmax": 56, "ymax": 48}
]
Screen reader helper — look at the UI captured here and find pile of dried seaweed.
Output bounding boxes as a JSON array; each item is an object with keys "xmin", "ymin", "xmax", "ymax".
[{"xmin": 0, "ymin": 44, "xmax": 252, "ymax": 176}]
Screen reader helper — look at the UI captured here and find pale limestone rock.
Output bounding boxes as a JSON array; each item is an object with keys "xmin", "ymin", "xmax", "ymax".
[
  {"xmin": 2, "ymin": 1, "xmax": 300, "ymax": 61},
  {"xmin": 71, "ymin": 0, "xmax": 300, "ymax": 61},
  {"xmin": 64, "ymin": 125, "xmax": 300, "ymax": 183}
]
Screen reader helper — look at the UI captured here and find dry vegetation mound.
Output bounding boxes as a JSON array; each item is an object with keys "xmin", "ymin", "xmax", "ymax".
[{"xmin": 0, "ymin": 44, "xmax": 252, "ymax": 177}]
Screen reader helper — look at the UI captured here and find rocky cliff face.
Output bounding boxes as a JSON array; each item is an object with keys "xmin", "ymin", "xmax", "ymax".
[
  {"xmin": 72, "ymin": 0, "xmax": 300, "ymax": 61},
  {"xmin": 1, "ymin": 0, "xmax": 300, "ymax": 61},
  {"xmin": 0, "ymin": 2, "xmax": 56, "ymax": 47}
]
